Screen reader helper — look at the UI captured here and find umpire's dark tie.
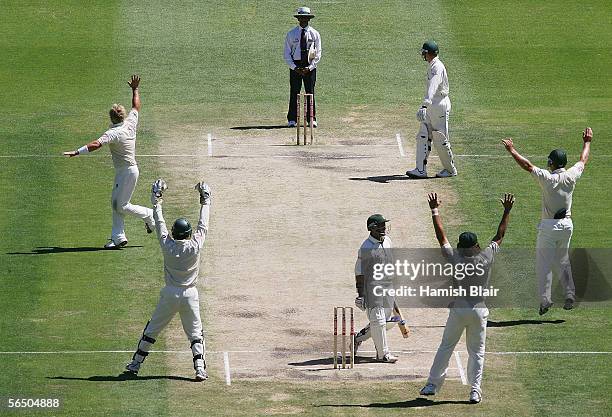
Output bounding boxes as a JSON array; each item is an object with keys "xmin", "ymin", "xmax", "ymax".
[{"xmin": 300, "ymin": 28, "xmax": 308, "ymax": 67}]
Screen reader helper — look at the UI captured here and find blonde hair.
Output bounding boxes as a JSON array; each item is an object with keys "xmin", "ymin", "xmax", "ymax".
[{"xmin": 109, "ymin": 104, "xmax": 126, "ymax": 124}]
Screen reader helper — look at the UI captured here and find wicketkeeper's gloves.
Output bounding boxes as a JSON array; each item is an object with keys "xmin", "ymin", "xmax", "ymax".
[
  {"xmin": 195, "ymin": 181, "xmax": 211, "ymax": 205},
  {"xmin": 151, "ymin": 178, "xmax": 168, "ymax": 205}
]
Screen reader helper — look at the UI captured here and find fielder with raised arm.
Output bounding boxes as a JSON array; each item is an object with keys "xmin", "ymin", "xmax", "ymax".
[
  {"xmin": 353, "ymin": 214, "xmax": 398, "ymax": 364},
  {"xmin": 420, "ymin": 193, "xmax": 514, "ymax": 404},
  {"xmin": 502, "ymin": 127, "xmax": 593, "ymax": 314},
  {"xmin": 63, "ymin": 75, "xmax": 154, "ymax": 249},
  {"xmin": 125, "ymin": 180, "xmax": 212, "ymax": 381},
  {"xmin": 406, "ymin": 41, "xmax": 457, "ymax": 179}
]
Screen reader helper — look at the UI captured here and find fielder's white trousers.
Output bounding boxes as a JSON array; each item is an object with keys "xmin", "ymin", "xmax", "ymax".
[
  {"xmin": 111, "ymin": 165, "xmax": 153, "ymax": 242},
  {"xmin": 144, "ymin": 285, "xmax": 204, "ymax": 344},
  {"xmin": 536, "ymin": 218, "xmax": 575, "ymax": 305},
  {"xmin": 427, "ymin": 306, "xmax": 488, "ymax": 395},
  {"xmin": 355, "ymin": 306, "xmax": 395, "ymax": 359},
  {"xmin": 415, "ymin": 97, "xmax": 456, "ymax": 174}
]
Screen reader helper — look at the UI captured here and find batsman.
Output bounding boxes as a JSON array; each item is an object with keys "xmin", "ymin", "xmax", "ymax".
[
  {"xmin": 406, "ymin": 41, "xmax": 457, "ymax": 179},
  {"xmin": 125, "ymin": 179, "xmax": 212, "ymax": 381},
  {"xmin": 353, "ymin": 214, "xmax": 400, "ymax": 363}
]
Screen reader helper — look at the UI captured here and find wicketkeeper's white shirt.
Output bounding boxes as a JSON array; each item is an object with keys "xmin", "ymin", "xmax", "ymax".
[
  {"xmin": 97, "ymin": 109, "xmax": 138, "ymax": 169},
  {"xmin": 531, "ymin": 162, "xmax": 584, "ymax": 219},
  {"xmin": 154, "ymin": 203, "xmax": 210, "ymax": 288}
]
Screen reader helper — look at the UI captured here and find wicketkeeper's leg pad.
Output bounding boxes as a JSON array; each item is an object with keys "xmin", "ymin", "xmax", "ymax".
[{"xmin": 190, "ymin": 335, "xmax": 206, "ymax": 370}]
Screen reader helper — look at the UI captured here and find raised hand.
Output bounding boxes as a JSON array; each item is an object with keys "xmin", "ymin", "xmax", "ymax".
[
  {"xmin": 427, "ymin": 192, "xmax": 440, "ymax": 209},
  {"xmin": 500, "ymin": 193, "xmax": 515, "ymax": 211}
]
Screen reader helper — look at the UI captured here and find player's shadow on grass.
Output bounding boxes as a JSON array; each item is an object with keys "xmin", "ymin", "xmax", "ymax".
[
  {"xmin": 6, "ymin": 246, "xmax": 143, "ymax": 255},
  {"xmin": 230, "ymin": 125, "xmax": 289, "ymax": 130},
  {"xmin": 317, "ymin": 397, "xmax": 471, "ymax": 408},
  {"xmin": 487, "ymin": 319, "xmax": 565, "ymax": 327},
  {"xmin": 349, "ymin": 175, "xmax": 414, "ymax": 183},
  {"xmin": 48, "ymin": 373, "xmax": 194, "ymax": 382}
]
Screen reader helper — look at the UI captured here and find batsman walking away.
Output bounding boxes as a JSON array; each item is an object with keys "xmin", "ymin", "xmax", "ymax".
[
  {"xmin": 63, "ymin": 75, "xmax": 154, "ymax": 249},
  {"xmin": 125, "ymin": 179, "xmax": 212, "ymax": 382}
]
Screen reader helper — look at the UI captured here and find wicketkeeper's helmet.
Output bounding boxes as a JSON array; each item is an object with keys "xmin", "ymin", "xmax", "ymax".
[
  {"xmin": 172, "ymin": 218, "xmax": 192, "ymax": 240},
  {"xmin": 421, "ymin": 40, "xmax": 439, "ymax": 55}
]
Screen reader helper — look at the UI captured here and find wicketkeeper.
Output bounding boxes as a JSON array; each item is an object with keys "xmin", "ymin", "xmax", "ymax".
[{"xmin": 125, "ymin": 179, "xmax": 212, "ymax": 381}]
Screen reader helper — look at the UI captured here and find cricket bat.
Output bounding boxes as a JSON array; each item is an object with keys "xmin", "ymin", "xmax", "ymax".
[{"xmin": 393, "ymin": 303, "xmax": 410, "ymax": 338}]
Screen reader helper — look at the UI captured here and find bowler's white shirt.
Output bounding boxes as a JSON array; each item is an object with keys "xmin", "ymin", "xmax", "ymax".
[
  {"xmin": 284, "ymin": 25, "xmax": 322, "ymax": 71},
  {"xmin": 423, "ymin": 57, "xmax": 450, "ymax": 107},
  {"xmin": 97, "ymin": 109, "xmax": 138, "ymax": 169},
  {"xmin": 531, "ymin": 162, "xmax": 584, "ymax": 219}
]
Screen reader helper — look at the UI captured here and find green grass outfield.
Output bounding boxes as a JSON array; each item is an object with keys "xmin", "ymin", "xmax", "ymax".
[{"xmin": 1, "ymin": 1, "xmax": 610, "ymax": 416}]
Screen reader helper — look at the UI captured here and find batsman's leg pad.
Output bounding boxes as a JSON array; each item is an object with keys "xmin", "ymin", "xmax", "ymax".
[
  {"xmin": 415, "ymin": 124, "xmax": 431, "ymax": 172},
  {"xmin": 432, "ymin": 130, "xmax": 457, "ymax": 175}
]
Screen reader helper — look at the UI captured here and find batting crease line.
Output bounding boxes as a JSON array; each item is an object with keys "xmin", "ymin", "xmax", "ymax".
[
  {"xmin": 395, "ymin": 133, "xmax": 406, "ymax": 157},
  {"xmin": 454, "ymin": 351, "xmax": 468, "ymax": 385},
  {"xmin": 0, "ymin": 350, "xmax": 609, "ymax": 355},
  {"xmin": 223, "ymin": 351, "xmax": 231, "ymax": 386},
  {"xmin": 2, "ymin": 154, "xmax": 611, "ymax": 158}
]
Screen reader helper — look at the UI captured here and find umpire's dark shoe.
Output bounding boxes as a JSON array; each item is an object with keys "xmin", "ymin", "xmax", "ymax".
[
  {"xmin": 539, "ymin": 302, "xmax": 553, "ymax": 316},
  {"xmin": 563, "ymin": 299, "xmax": 575, "ymax": 310}
]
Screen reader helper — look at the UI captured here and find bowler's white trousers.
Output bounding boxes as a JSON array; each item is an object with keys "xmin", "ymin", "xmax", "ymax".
[
  {"xmin": 427, "ymin": 306, "xmax": 488, "ymax": 395},
  {"xmin": 536, "ymin": 218, "xmax": 575, "ymax": 305},
  {"xmin": 110, "ymin": 165, "xmax": 153, "ymax": 242}
]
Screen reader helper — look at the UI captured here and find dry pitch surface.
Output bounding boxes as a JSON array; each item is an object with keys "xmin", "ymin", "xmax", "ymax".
[{"xmin": 152, "ymin": 120, "xmax": 465, "ymax": 383}]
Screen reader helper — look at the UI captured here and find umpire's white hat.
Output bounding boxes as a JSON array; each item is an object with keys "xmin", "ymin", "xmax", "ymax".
[{"xmin": 294, "ymin": 6, "xmax": 315, "ymax": 18}]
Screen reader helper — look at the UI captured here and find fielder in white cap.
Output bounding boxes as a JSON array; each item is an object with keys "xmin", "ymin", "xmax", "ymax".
[
  {"xmin": 406, "ymin": 41, "xmax": 457, "ymax": 179},
  {"xmin": 63, "ymin": 75, "xmax": 154, "ymax": 249},
  {"xmin": 502, "ymin": 127, "xmax": 593, "ymax": 314},
  {"xmin": 284, "ymin": 6, "xmax": 322, "ymax": 127}
]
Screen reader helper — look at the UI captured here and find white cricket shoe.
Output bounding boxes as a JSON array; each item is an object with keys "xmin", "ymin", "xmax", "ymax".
[
  {"xmin": 288, "ymin": 121, "xmax": 297, "ymax": 127},
  {"xmin": 406, "ymin": 168, "xmax": 427, "ymax": 179},
  {"xmin": 469, "ymin": 389, "xmax": 482, "ymax": 404},
  {"xmin": 310, "ymin": 120, "xmax": 318, "ymax": 128},
  {"xmin": 436, "ymin": 169, "xmax": 457, "ymax": 178},
  {"xmin": 125, "ymin": 360, "xmax": 141, "ymax": 375},
  {"xmin": 420, "ymin": 383, "xmax": 437, "ymax": 396},
  {"xmin": 195, "ymin": 367, "xmax": 208, "ymax": 381},
  {"xmin": 104, "ymin": 239, "xmax": 128, "ymax": 249},
  {"xmin": 380, "ymin": 353, "xmax": 398, "ymax": 363}
]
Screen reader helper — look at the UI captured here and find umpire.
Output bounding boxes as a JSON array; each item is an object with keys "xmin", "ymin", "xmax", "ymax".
[{"xmin": 284, "ymin": 6, "xmax": 321, "ymax": 127}]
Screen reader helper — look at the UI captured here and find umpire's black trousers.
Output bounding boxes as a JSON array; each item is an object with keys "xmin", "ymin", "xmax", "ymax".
[{"xmin": 287, "ymin": 67, "xmax": 317, "ymax": 123}]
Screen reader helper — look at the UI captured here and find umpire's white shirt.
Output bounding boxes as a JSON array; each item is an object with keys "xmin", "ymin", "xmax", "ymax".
[
  {"xmin": 423, "ymin": 57, "xmax": 450, "ymax": 107},
  {"xmin": 97, "ymin": 109, "xmax": 138, "ymax": 169},
  {"xmin": 154, "ymin": 203, "xmax": 210, "ymax": 287},
  {"xmin": 283, "ymin": 25, "xmax": 322, "ymax": 71},
  {"xmin": 531, "ymin": 162, "xmax": 584, "ymax": 219}
]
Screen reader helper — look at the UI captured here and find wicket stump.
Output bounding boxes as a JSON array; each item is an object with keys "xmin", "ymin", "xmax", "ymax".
[
  {"xmin": 333, "ymin": 306, "xmax": 355, "ymax": 369},
  {"xmin": 296, "ymin": 92, "xmax": 314, "ymax": 145}
]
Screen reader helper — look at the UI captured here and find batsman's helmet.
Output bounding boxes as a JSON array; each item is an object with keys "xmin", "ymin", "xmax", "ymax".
[
  {"xmin": 172, "ymin": 218, "xmax": 192, "ymax": 240},
  {"xmin": 547, "ymin": 149, "xmax": 567, "ymax": 168},
  {"xmin": 421, "ymin": 40, "xmax": 439, "ymax": 55},
  {"xmin": 367, "ymin": 214, "xmax": 389, "ymax": 231}
]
